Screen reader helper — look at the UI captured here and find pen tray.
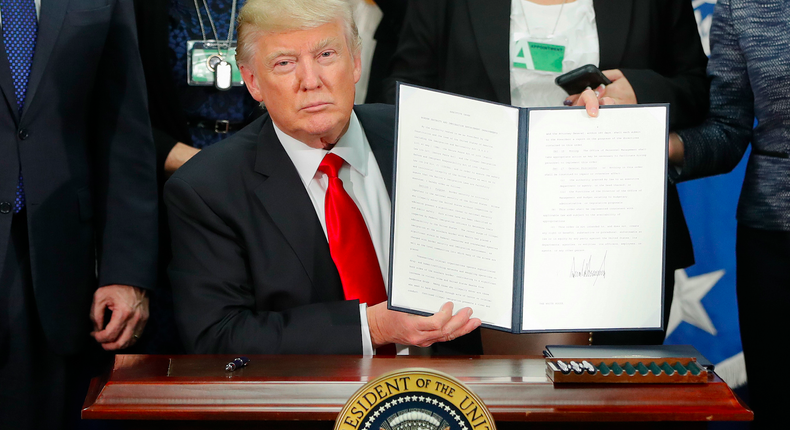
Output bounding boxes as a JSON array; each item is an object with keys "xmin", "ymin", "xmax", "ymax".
[{"xmin": 546, "ymin": 357, "xmax": 708, "ymax": 384}]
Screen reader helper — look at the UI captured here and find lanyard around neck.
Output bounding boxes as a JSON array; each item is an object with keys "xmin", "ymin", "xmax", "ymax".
[
  {"xmin": 522, "ymin": 0, "xmax": 567, "ymax": 39},
  {"xmin": 192, "ymin": 0, "xmax": 238, "ymax": 56}
]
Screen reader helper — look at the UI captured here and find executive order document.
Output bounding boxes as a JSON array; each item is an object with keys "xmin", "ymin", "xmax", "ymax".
[{"xmin": 389, "ymin": 84, "xmax": 667, "ymax": 333}]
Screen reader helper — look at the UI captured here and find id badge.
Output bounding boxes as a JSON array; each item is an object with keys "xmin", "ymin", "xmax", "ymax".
[
  {"xmin": 512, "ymin": 32, "xmax": 566, "ymax": 73},
  {"xmin": 187, "ymin": 40, "xmax": 244, "ymax": 88}
]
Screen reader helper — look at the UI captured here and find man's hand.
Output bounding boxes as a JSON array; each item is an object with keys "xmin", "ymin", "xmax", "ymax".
[
  {"xmin": 164, "ymin": 142, "xmax": 201, "ymax": 175},
  {"xmin": 367, "ymin": 302, "xmax": 482, "ymax": 349},
  {"xmin": 90, "ymin": 285, "xmax": 149, "ymax": 350}
]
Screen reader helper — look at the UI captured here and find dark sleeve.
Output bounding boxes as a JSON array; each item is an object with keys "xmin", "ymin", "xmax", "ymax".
[
  {"xmin": 382, "ymin": 0, "xmax": 448, "ymax": 103},
  {"xmin": 164, "ymin": 176, "xmax": 364, "ymax": 354},
  {"xmin": 620, "ymin": 0, "xmax": 710, "ymax": 130},
  {"xmin": 132, "ymin": 0, "xmax": 190, "ymax": 178},
  {"xmin": 93, "ymin": 0, "xmax": 158, "ymax": 291},
  {"xmin": 364, "ymin": 0, "xmax": 409, "ymax": 103},
  {"xmin": 674, "ymin": 0, "xmax": 752, "ymax": 182}
]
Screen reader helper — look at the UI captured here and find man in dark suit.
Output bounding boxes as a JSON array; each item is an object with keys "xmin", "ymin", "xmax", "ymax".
[
  {"xmin": 0, "ymin": 1, "xmax": 158, "ymax": 428},
  {"xmin": 165, "ymin": 0, "xmax": 482, "ymax": 355},
  {"xmin": 383, "ymin": 0, "xmax": 709, "ymax": 345}
]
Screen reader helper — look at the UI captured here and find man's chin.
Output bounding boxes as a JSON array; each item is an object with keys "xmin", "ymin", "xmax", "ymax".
[{"xmin": 300, "ymin": 115, "xmax": 349, "ymax": 140}]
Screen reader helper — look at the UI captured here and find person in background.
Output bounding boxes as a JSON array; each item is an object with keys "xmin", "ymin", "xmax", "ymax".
[
  {"xmin": 361, "ymin": 0, "xmax": 407, "ymax": 104},
  {"xmin": 382, "ymin": 0, "xmax": 709, "ymax": 349},
  {"xmin": 133, "ymin": 0, "xmax": 261, "ymax": 353},
  {"xmin": 348, "ymin": 0, "xmax": 408, "ymax": 104},
  {"xmin": 667, "ymin": 0, "xmax": 789, "ymax": 427},
  {"xmin": 0, "ymin": 0, "xmax": 158, "ymax": 428}
]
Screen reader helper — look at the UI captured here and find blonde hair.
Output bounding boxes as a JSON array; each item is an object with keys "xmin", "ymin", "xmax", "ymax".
[{"xmin": 236, "ymin": 0, "xmax": 361, "ymax": 66}]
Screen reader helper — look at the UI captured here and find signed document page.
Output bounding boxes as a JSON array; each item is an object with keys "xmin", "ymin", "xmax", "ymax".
[
  {"xmin": 521, "ymin": 107, "xmax": 667, "ymax": 331},
  {"xmin": 390, "ymin": 85, "xmax": 520, "ymax": 329}
]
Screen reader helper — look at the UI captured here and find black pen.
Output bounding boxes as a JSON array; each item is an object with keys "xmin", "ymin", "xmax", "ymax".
[{"xmin": 225, "ymin": 356, "xmax": 250, "ymax": 371}]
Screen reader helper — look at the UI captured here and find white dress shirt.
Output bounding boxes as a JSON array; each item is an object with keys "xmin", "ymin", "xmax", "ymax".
[
  {"xmin": 509, "ymin": 0, "xmax": 599, "ymax": 107},
  {"xmin": 275, "ymin": 112, "xmax": 393, "ymax": 356}
]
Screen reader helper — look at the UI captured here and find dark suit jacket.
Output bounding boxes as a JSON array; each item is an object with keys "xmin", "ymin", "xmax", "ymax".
[
  {"xmin": 383, "ymin": 0, "xmax": 707, "ymax": 271},
  {"xmin": 0, "ymin": 0, "xmax": 158, "ymax": 355},
  {"xmin": 165, "ymin": 104, "xmax": 481, "ymax": 354}
]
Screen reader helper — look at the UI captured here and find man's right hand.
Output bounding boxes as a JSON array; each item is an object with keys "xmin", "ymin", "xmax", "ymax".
[{"xmin": 366, "ymin": 302, "xmax": 482, "ymax": 349}]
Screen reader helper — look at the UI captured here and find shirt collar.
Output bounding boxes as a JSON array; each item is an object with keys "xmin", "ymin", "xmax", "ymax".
[{"xmin": 274, "ymin": 111, "xmax": 369, "ymax": 188}]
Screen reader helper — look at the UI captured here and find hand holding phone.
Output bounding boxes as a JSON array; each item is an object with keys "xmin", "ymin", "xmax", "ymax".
[{"xmin": 555, "ymin": 64, "xmax": 612, "ymax": 95}]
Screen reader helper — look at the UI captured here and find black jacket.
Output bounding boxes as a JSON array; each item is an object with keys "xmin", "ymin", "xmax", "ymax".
[{"xmin": 383, "ymin": 0, "xmax": 708, "ymax": 271}]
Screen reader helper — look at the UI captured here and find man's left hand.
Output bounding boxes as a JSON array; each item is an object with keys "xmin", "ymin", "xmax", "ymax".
[{"xmin": 90, "ymin": 285, "xmax": 149, "ymax": 350}]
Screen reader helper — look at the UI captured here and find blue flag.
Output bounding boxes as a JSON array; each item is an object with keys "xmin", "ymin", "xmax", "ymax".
[{"xmin": 664, "ymin": 0, "xmax": 747, "ymax": 389}]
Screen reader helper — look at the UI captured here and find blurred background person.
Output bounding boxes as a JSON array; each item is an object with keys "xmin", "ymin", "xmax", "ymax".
[
  {"xmin": 0, "ymin": 0, "xmax": 158, "ymax": 428},
  {"xmin": 381, "ymin": 0, "xmax": 709, "ymax": 350},
  {"xmin": 668, "ymin": 0, "xmax": 789, "ymax": 427},
  {"xmin": 356, "ymin": 0, "xmax": 408, "ymax": 104},
  {"xmin": 133, "ymin": 0, "xmax": 262, "ymax": 353},
  {"xmin": 350, "ymin": 0, "xmax": 382, "ymax": 103}
]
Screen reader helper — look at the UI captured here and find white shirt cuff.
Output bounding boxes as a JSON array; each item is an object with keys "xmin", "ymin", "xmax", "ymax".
[{"xmin": 360, "ymin": 303, "xmax": 374, "ymax": 356}]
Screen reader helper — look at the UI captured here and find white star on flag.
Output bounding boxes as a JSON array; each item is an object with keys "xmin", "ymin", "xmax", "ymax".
[{"xmin": 666, "ymin": 268, "xmax": 724, "ymax": 337}]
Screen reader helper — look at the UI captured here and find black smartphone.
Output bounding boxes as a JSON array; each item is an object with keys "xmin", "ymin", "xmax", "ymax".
[{"xmin": 555, "ymin": 64, "xmax": 612, "ymax": 95}]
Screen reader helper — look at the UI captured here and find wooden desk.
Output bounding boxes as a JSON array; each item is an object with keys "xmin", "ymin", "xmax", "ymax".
[{"xmin": 82, "ymin": 355, "xmax": 752, "ymax": 429}]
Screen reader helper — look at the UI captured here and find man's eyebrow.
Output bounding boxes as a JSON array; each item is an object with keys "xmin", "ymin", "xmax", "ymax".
[
  {"xmin": 263, "ymin": 38, "xmax": 341, "ymax": 65},
  {"xmin": 264, "ymin": 48, "xmax": 298, "ymax": 65},
  {"xmin": 309, "ymin": 37, "xmax": 340, "ymax": 54}
]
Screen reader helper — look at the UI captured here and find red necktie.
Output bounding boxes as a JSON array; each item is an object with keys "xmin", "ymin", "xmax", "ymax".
[
  {"xmin": 319, "ymin": 153, "xmax": 388, "ymax": 306},
  {"xmin": 319, "ymin": 154, "xmax": 395, "ymax": 356}
]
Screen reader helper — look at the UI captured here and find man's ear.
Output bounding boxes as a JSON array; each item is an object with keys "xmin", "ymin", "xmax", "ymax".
[
  {"xmin": 240, "ymin": 64, "xmax": 264, "ymax": 101},
  {"xmin": 352, "ymin": 49, "xmax": 362, "ymax": 84}
]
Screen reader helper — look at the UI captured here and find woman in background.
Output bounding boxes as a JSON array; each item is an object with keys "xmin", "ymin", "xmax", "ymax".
[
  {"xmin": 668, "ymin": 0, "xmax": 790, "ymax": 426},
  {"xmin": 383, "ymin": 0, "xmax": 709, "ymax": 348}
]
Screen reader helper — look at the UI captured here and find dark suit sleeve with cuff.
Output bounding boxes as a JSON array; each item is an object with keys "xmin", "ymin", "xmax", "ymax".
[
  {"xmin": 92, "ymin": 0, "xmax": 158, "ymax": 290},
  {"xmin": 164, "ymin": 176, "xmax": 364, "ymax": 354},
  {"xmin": 674, "ymin": 0, "xmax": 752, "ymax": 182}
]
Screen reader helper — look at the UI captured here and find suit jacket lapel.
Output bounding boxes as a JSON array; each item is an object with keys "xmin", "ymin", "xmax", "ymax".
[
  {"xmin": 22, "ymin": 0, "xmax": 70, "ymax": 119},
  {"xmin": 253, "ymin": 120, "xmax": 332, "ymax": 286},
  {"xmin": 468, "ymin": 0, "xmax": 511, "ymax": 104},
  {"xmin": 0, "ymin": 39, "xmax": 18, "ymax": 122},
  {"xmin": 594, "ymin": 0, "xmax": 633, "ymax": 69}
]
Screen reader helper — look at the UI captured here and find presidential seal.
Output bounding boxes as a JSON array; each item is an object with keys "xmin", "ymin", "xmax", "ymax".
[{"xmin": 335, "ymin": 368, "xmax": 495, "ymax": 430}]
